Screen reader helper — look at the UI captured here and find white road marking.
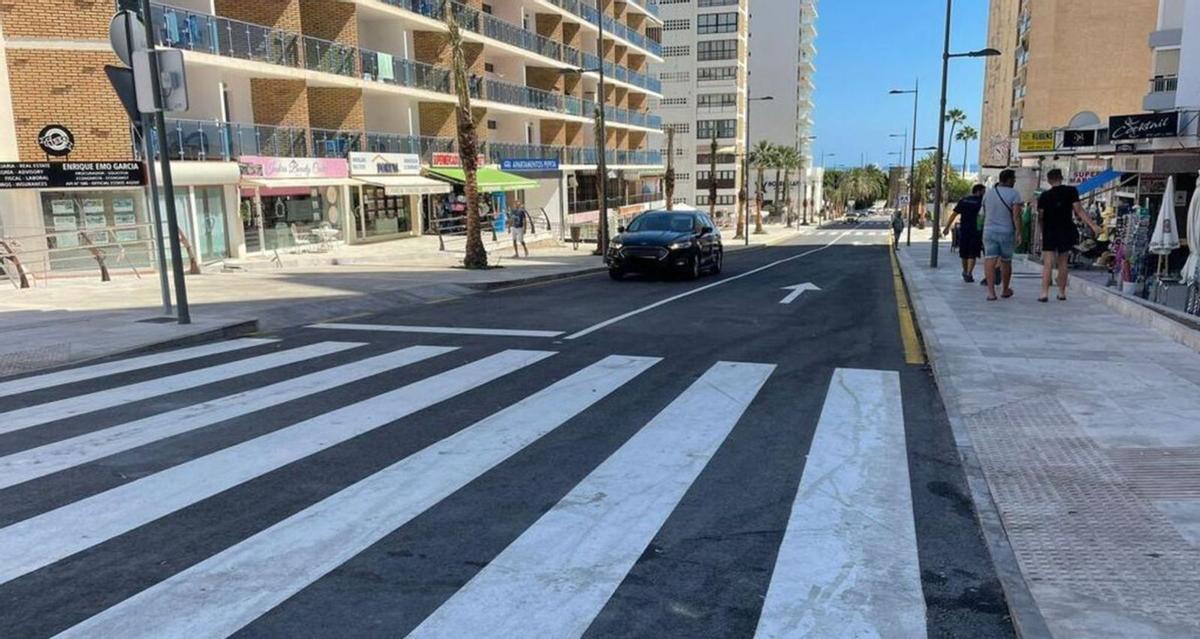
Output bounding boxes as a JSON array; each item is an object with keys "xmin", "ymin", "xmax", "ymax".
[
  {"xmin": 310, "ymin": 323, "xmax": 563, "ymax": 338},
  {"xmin": 0, "ymin": 338, "xmax": 276, "ymax": 399},
  {"xmin": 408, "ymin": 361, "xmax": 775, "ymax": 639},
  {"xmin": 755, "ymin": 368, "xmax": 925, "ymax": 638},
  {"xmin": 56, "ymin": 355, "xmax": 659, "ymax": 639},
  {"xmin": 779, "ymin": 282, "xmax": 821, "ymax": 304},
  {"xmin": 565, "ymin": 229, "xmax": 857, "ymax": 340},
  {"xmin": 0, "ymin": 349, "xmax": 554, "ymax": 585},
  {"xmin": 0, "ymin": 342, "xmax": 364, "ymax": 436},
  {"xmin": 0, "ymin": 346, "xmax": 456, "ymax": 490}
]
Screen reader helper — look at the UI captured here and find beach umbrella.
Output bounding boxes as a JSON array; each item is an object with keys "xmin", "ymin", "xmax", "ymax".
[
  {"xmin": 1185, "ymin": 171, "xmax": 1200, "ymax": 285},
  {"xmin": 1150, "ymin": 176, "xmax": 1181, "ymax": 256}
]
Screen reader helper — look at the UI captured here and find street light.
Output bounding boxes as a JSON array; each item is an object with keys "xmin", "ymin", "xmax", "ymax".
[
  {"xmin": 931, "ymin": 0, "xmax": 1002, "ymax": 267},
  {"xmin": 743, "ymin": 95, "xmax": 774, "ymax": 245},
  {"xmin": 890, "ymin": 83, "xmax": 920, "ymax": 247},
  {"xmin": 821, "ymin": 152, "xmax": 836, "ymax": 168},
  {"xmin": 889, "ymin": 131, "xmax": 908, "ymax": 169}
]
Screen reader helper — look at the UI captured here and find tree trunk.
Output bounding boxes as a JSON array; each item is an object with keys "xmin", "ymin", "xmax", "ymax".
[
  {"xmin": 782, "ymin": 168, "xmax": 792, "ymax": 227},
  {"xmin": 448, "ymin": 11, "xmax": 487, "ymax": 270},
  {"xmin": 708, "ymin": 134, "xmax": 718, "ymax": 223},
  {"xmin": 754, "ymin": 167, "xmax": 765, "ymax": 234},
  {"xmin": 963, "ymin": 140, "xmax": 969, "ymax": 176},
  {"xmin": 0, "ymin": 240, "xmax": 30, "ymax": 289},
  {"xmin": 665, "ymin": 127, "xmax": 675, "ymax": 211},
  {"xmin": 773, "ymin": 167, "xmax": 782, "ymax": 220},
  {"xmin": 78, "ymin": 232, "xmax": 110, "ymax": 282},
  {"xmin": 178, "ymin": 229, "xmax": 201, "ymax": 275}
]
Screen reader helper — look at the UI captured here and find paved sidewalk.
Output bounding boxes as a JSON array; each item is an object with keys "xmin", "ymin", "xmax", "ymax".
[
  {"xmin": 897, "ymin": 241, "xmax": 1200, "ymax": 638},
  {"xmin": 0, "ymin": 225, "xmax": 802, "ymax": 377}
]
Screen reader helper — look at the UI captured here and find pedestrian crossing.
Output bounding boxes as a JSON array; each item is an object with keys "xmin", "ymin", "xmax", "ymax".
[
  {"xmin": 810, "ymin": 229, "xmax": 892, "ymax": 238},
  {"xmin": 0, "ymin": 339, "xmax": 926, "ymax": 638}
]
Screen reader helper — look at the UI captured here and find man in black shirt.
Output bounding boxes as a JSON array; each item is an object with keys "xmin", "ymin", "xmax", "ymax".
[{"xmin": 1036, "ymin": 169, "xmax": 1101, "ymax": 302}]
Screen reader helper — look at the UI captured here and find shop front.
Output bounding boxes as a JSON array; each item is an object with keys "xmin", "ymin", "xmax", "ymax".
[
  {"xmin": 238, "ymin": 156, "xmax": 354, "ymax": 253},
  {"xmin": 424, "ymin": 160, "xmax": 538, "ymax": 235},
  {"xmin": 348, "ymin": 152, "xmax": 451, "ymax": 244}
]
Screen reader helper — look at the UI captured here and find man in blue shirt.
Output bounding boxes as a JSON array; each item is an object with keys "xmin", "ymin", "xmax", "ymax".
[{"xmin": 981, "ymin": 170, "xmax": 1025, "ymax": 301}]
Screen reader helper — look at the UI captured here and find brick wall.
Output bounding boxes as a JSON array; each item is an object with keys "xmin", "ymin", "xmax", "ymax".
[
  {"xmin": 413, "ymin": 32, "xmax": 483, "ymax": 74},
  {"xmin": 6, "ymin": 49, "xmax": 131, "ymax": 161},
  {"xmin": 562, "ymin": 22, "xmax": 581, "ymax": 49},
  {"xmin": 626, "ymin": 52, "xmax": 646, "ymax": 73},
  {"xmin": 214, "ymin": 0, "xmax": 302, "ymax": 32},
  {"xmin": 250, "ymin": 79, "xmax": 310, "ymax": 128},
  {"xmin": 565, "ymin": 122, "xmax": 583, "ymax": 147},
  {"xmin": 0, "ymin": 0, "xmax": 110, "ymax": 39},
  {"xmin": 419, "ymin": 102, "xmax": 487, "ymax": 138},
  {"xmin": 534, "ymin": 14, "xmax": 562, "ymax": 41},
  {"xmin": 539, "ymin": 120, "xmax": 566, "ymax": 146},
  {"xmin": 627, "ymin": 92, "xmax": 646, "ymax": 112},
  {"xmin": 307, "ymin": 87, "xmax": 364, "ymax": 132},
  {"xmin": 525, "ymin": 66, "xmax": 563, "ymax": 93},
  {"xmin": 628, "ymin": 130, "xmax": 646, "ymax": 150},
  {"xmin": 299, "ymin": 0, "xmax": 358, "ymax": 45}
]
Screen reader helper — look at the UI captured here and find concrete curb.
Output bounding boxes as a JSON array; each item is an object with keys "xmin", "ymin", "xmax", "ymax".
[
  {"xmin": 121, "ymin": 319, "xmax": 261, "ymax": 356},
  {"xmin": 1016, "ymin": 257, "xmax": 1200, "ymax": 354},
  {"xmin": 894, "ymin": 247, "xmax": 1054, "ymax": 639}
]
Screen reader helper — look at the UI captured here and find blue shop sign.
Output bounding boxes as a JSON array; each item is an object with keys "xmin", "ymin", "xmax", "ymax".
[{"xmin": 501, "ymin": 158, "xmax": 559, "ymax": 171}]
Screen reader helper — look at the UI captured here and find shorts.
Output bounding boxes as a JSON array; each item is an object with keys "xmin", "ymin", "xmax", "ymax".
[
  {"xmin": 511, "ymin": 226, "xmax": 526, "ymax": 243},
  {"xmin": 982, "ymin": 231, "xmax": 1014, "ymax": 261}
]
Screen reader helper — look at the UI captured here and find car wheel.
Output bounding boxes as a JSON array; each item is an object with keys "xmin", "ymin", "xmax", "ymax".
[
  {"xmin": 608, "ymin": 268, "xmax": 625, "ymax": 281},
  {"xmin": 711, "ymin": 250, "xmax": 723, "ymax": 274},
  {"xmin": 688, "ymin": 254, "xmax": 701, "ymax": 280}
]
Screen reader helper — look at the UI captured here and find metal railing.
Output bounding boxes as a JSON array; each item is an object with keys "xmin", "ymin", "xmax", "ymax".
[
  {"xmin": 149, "ymin": 3, "xmax": 299, "ymax": 67},
  {"xmin": 568, "ymin": 191, "xmax": 665, "ymax": 215},
  {"xmin": 1150, "ymin": 75, "xmax": 1179, "ymax": 93},
  {"xmin": 141, "ymin": 119, "xmax": 309, "ymax": 160}
]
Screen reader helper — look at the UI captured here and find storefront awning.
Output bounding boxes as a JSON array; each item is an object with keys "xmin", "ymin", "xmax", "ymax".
[
  {"xmin": 1076, "ymin": 169, "xmax": 1122, "ymax": 195},
  {"xmin": 425, "ymin": 167, "xmax": 539, "ymax": 193},
  {"xmin": 355, "ymin": 175, "xmax": 453, "ymax": 196}
]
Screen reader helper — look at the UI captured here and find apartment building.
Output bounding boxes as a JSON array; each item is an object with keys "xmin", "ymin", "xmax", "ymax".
[
  {"xmin": 748, "ymin": 0, "xmax": 819, "ymax": 220},
  {"xmin": 0, "ymin": 0, "xmax": 665, "ymax": 272},
  {"xmin": 654, "ymin": 0, "xmax": 748, "ymax": 224},
  {"xmin": 979, "ymin": 0, "xmax": 1157, "ymax": 168},
  {"xmin": 1145, "ymin": 0, "xmax": 1200, "ymax": 114}
]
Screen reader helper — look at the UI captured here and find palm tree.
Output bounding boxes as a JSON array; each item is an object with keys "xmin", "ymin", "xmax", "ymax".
[
  {"xmin": 944, "ymin": 108, "xmax": 966, "ymax": 155},
  {"xmin": 776, "ymin": 147, "xmax": 801, "ymax": 227},
  {"xmin": 707, "ymin": 133, "xmax": 718, "ymax": 223},
  {"xmin": 664, "ymin": 126, "xmax": 676, "ymax": 211},
  {"xmin": 956, "ymin": 126, "xmax": 978, "ymax": 176},
  {"xmin": 447, "ymin": 11, "xmax": 486, "ymax": 269},
  {"xmin": 749, "ymin": 140, "xmax": 775, "ymax": 234}
]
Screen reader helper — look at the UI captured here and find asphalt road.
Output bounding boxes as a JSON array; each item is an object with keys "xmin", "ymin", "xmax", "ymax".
[{"xmin": 0, "ymin": 219, "xmax": 1014, "ymax": 638}]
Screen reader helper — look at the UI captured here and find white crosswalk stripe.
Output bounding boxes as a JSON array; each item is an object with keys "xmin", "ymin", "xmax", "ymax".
[
  {"xmin": 0, "ymin": 341, "xmax": 930, "ymax": 637},
  {"xmin": 0, "ymin": 349, "xmax": 552, "ymax": 585},
  {"xmin": 756, "ymin": 368, "xmax": 925, "ymax": 638},
  {"xmin": 56, "ymin": 355, "xmax": 660, "ymax": 639},
  {"xmin": 409, "ymin": 361, "xmax": 775, "ymax": 639},
  {"xmin": 0, "ymin": 338, "xmax": 276, "ymax": 399},
  {"xmin": 0, "ymin": 341, "xmax": 363, "ymax": 436},
  {"xmin": 0, "ymin": 346, "xmax": 455, "ymax": 490}
]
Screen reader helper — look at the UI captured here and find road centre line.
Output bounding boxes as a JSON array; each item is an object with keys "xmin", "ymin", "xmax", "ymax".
[
  {"xmin": 564, "ymin": 228, "xmax": 858, "ymax": 340},
  {"xmin": 309, "ymin": 324, "xmax": 564, "ymax": 338}
]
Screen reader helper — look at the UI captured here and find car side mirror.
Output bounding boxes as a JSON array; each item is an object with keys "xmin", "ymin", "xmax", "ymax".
[
  {"xmin": 617, "ymin": 225, "xmax": 626, "ymax": 233},
  {"xmin": 701, "ymin": 226, "xmax": 713, "ymax": 235}
]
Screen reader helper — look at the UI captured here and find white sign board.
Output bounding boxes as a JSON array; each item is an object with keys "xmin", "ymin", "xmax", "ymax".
[{"xmin": 349, "ymin": 152, "xmax": 422, "ymax": 176}]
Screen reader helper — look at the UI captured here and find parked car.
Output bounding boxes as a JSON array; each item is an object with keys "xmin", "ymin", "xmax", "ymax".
[{"xmin": 607, "ymin": 210, "xmax": 723, "ymax": 280}]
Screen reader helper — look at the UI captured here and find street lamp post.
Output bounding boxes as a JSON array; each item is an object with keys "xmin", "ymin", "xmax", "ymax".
[
  {"xmin": 743, "ymin": 95, "xmax": 774, "ymax": 246},
  {"xmin": 931, "ymin": 0, "xmax": 1002, "ymax": 267},
  {"xmin": 889, "ymin": 131, "xmax": 908, "ymax": 172},
  {"xmin": 890, "ymin": 83, "xmax": 919, "ymax": 247}
]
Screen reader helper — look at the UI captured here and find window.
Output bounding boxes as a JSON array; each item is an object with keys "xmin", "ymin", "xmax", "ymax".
[
  {"xmin": 697, "ymin": 194, "xmax": 737, "ymax": 205},
  {"xmin": 662, "ymin": 45, "xmax": 692, "ymax": 57},
  {"xmin": 698, "ymin": 66, "xmax": 737, "ymax": 82},
  {"xmin": 661, "ymin": 97, "xmax": 688, "ymax": 106},
  {"xmin": 698, "ymin": 0, "xmax": 739, "ymax": 6},
  {"xmin": 663, "ymin": 19, "xmax": 691, "ymax": 31},
  {"xmin": 697, "ymin": 12, "xmax": 738, "ymax": 34},
  {"xmin": 697, "ymin": 39, "xmax": 738, "ymax": 61},
  {"xmin": 696, "ymin": 119, "xmax": 737, "ymax": 139},
  {"xmin": 660, "ymin": 71, "xmax": 691, "ymax": 82},
  {"xmin": 697, "ymin": 93, "xmax": 737, "ymax": 108},
  {"xmin": 666, "ymin": 122, "xmax": 690, "ymax": 134},
  {"xmin": 697, "ymin": 152, "xmax": 738, "ymax": 165}
]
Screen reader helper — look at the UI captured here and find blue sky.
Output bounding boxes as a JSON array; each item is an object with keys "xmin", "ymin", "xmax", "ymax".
[{"xmin": 812, "ymin": 0, "xmax": 990, "ymax": 171}]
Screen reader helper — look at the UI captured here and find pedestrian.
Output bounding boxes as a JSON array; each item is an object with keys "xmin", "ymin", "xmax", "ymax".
[
  {"xmin": 509, "ymin": 199, "xmax": 530, "ymax": 258},
  {"xmin": 891, "ymin": 208, "xmax": 905, "ymax": 245},
  {"xmin": 981, "ymin": 169, "xmax": 1024, "ymax": 301},
  {"xmin": 1037, "ymin": 168, "xmax": 1102, "ymax": 302},
  {"xmin": 942, "ymin": 184, "xmax": 986, "ymax": 282}
]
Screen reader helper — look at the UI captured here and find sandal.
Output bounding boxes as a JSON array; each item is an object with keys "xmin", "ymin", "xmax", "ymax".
[
  {"xmin": 1001, "ymin": 289, "xmax": 1015, "ymax": 299},
  {"xmin": 1057, "ymin": 295, "xmax": 1067, "ymax": 301},
  {"xmin": 1038, "ymin": 297, "xmax": 1048, "ymax": 303},
  {"xmin": 987, "ymin": 295, "xmax": 999, "ymax": 301}
]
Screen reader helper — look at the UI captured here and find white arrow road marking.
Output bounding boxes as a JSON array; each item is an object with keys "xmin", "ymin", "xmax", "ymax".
[{"xmin": 779, "ymin": 283, "xmax": 821, "ymax": 304}]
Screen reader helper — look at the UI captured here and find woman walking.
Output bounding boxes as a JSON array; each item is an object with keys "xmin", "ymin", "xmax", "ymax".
[
  {"xmin": 942, "ymin": 184, "xmax": 986, "ymax": 282},
  {"xmin": 1037, "ymin": 169, "xmax": 1101, "ymax": 302}
]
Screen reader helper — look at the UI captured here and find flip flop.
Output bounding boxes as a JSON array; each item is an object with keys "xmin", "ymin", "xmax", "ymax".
[
  {"xmin": 1058, "ymin": 295, "xmax": 1067, "ymax": 301},
  {"xmin": 1002, "ymin": 289, "xmax": 1015, "ymax": 299},
  {"xmin": 987, "ymin": 295, "xmax": 999, "ymax": 301},
  {"xmin": 1038, "ymin": 297, "xmax": 1049, "ymax": 303}
]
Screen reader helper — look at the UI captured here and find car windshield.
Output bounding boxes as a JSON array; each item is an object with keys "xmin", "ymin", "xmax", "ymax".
[{"xmin": 627, "ymin": 214, "xmax": 695, "ymax": 233}]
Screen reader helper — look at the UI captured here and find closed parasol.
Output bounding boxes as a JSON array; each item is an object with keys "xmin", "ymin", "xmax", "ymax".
[{"xmin": 1186, "ymin": 171, "xmax": 1200, "ymax": 284}]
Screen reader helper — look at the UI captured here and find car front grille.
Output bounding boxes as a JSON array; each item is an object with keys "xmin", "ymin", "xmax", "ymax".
[{"xmin": 621, "ymin": 246, "xmax": 669, "ymax": 260}]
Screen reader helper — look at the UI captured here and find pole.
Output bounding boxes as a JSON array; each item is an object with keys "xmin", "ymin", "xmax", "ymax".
[
  {"xmin": 743, "ymin": 92, "xmax": 752, "ymax": 246},
  {"xmin": 907, "ymin": 78, "xmax": 919, "ymax": 247},
  {"xmin": 140, "ymin": 0, "xmax": 190, "ymax": 323},
  {"xmin": 594, "ymin": 0, "xmax": 610, "ymax": 257},
  {"xmin": 931, "ymin": 0, "xmax": 953, "ymax": 268}
]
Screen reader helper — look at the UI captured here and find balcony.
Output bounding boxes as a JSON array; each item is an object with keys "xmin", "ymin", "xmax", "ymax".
[
  {"xmin": 542, "ymin": 0, "xmax": 663, "ymax": 57},
  {"xmin": 1144, "ymin": 75, "xmax": 1179, "ymax": 112},
  {"xmin": 146, "ymin": 3, "xmax": 662, "ymax": 132},
  {"xmin": 1149, "ymin": 28, "xmax": 1183, "ymax": 49}
]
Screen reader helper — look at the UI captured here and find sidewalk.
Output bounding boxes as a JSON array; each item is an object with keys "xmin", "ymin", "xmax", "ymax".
[
  {"xmin": 897, "ymin": 241, "xmax": 1200, "ymax": 638},
  {"xmin": 0, "ymin": 224, "xmax": 802, "ymax": 377}
]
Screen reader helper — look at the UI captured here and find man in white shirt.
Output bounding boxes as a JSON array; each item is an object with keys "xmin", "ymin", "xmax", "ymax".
[{"xmin": 981, "ymin": 169, "xmax": 1024, "ymax": 301}]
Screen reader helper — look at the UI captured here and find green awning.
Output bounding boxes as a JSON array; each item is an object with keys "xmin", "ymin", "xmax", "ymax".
[{"xmin": 425, "ymin": 167, "xmax": 539, "ymax": 193}]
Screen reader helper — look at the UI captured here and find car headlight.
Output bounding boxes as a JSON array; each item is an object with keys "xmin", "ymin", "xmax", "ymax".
[
  {"xmin": 667, "ymin": 239, "xmax": 694, "ymax": 250},
  {"xmin": 609, "ymin": 240, "xmax": 623, "ymax": 250}
]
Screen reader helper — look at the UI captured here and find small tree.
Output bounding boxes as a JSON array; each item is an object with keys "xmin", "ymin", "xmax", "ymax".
[
  {"xmin": 708, "ymin": 133, "xmax": 718, "ymax": 223},
  {"xmin": 956, "ymin": 125, "xmax": 978, "ymax": 176},
  {"xmin": 664, "ymin": 126, "xmax": 676, "ymax": 211},
  {"xmin": 749, "ymin": 140, "xmax": 774, "ymax": 234},
  {"xmin": 447, "ymin": 11, "xmax": 486, "ymax": 269}
]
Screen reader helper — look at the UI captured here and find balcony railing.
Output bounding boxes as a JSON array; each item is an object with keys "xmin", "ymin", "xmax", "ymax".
[
  {"xmin": 142, "ymin": 119, "xmax": 310, "ymax": 160},
  {"xmin": 1150, "ymin": 75, "xmax": 1179, "ymax": 93},
  {"xmin": 148, "ymin": 3, "xmax": 300, "ymax": 67},
  {"xmin": 543, "ymin": 0, "xmax": 663, "ymax": 57},
  {"xmin": 361, "ymin": 49, "xmax": 452, "ymax": 93}
]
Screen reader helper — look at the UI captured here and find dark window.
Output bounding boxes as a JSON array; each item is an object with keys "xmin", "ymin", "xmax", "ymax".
[
  {"xmin": 697, "ymin": 40, "xmax": 739, "ymax": 61},
  {"xmin": 696, "ymin": 119, "xmax": 737, "ymax": 139},
  {"xmin": 697, "ymin": 66, "xmax": 738, "ymax": 82},
  {"xmin": 697, "ymin": 12, "xmax": 738, "ymax": 35}
]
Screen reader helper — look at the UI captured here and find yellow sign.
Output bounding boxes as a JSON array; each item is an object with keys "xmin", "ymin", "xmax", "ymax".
[{"xmin": 1018, "ymin": 130, "xmax": 1056, "ymax": 153}]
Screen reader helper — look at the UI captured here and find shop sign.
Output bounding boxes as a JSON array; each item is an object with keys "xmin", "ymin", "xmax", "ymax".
[
  {"xmin": 238, "ymin": 156, "xmax": 348, "ymax": 179},
  {"xmin": 37, "ymin": 125, "xmax": 76, "ymax": 157},
  {"xmin": 1060, "ymin": 129, "xmax": 1097, "ymax": 148},
  {"xmin": 1109, "ymin": 112, "xmax": 1179, "ymax": 141},
  {"xmin": 430, "ymin": 152, "xmax": 486, "ymax": 168},
  {"xmin": 1018, "ymin": 130, "xmax": 1055, "ymax": 153},
  {"xmin": 1115, "ymin": 143, "xmax": 1138, "ymax": 154},
  {"xmin": 1140, "ymin": 175, "xmax": 1168, "ymax": 195},
  {"xmin": 500, "ymin": 158, "xmax": 560, "ymax": 171},
  {"xmin": 0, "ymin": 161, "xmax": 145, "ymax": 190},
  {"xmin": 349, "ymin": 152, "xmax": 421, "ymax": 176}
]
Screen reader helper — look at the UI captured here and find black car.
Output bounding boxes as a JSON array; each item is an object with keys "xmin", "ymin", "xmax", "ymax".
[{"xmin": 606, "ymin": 210, "xmax": 723, "ymax": 280}]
